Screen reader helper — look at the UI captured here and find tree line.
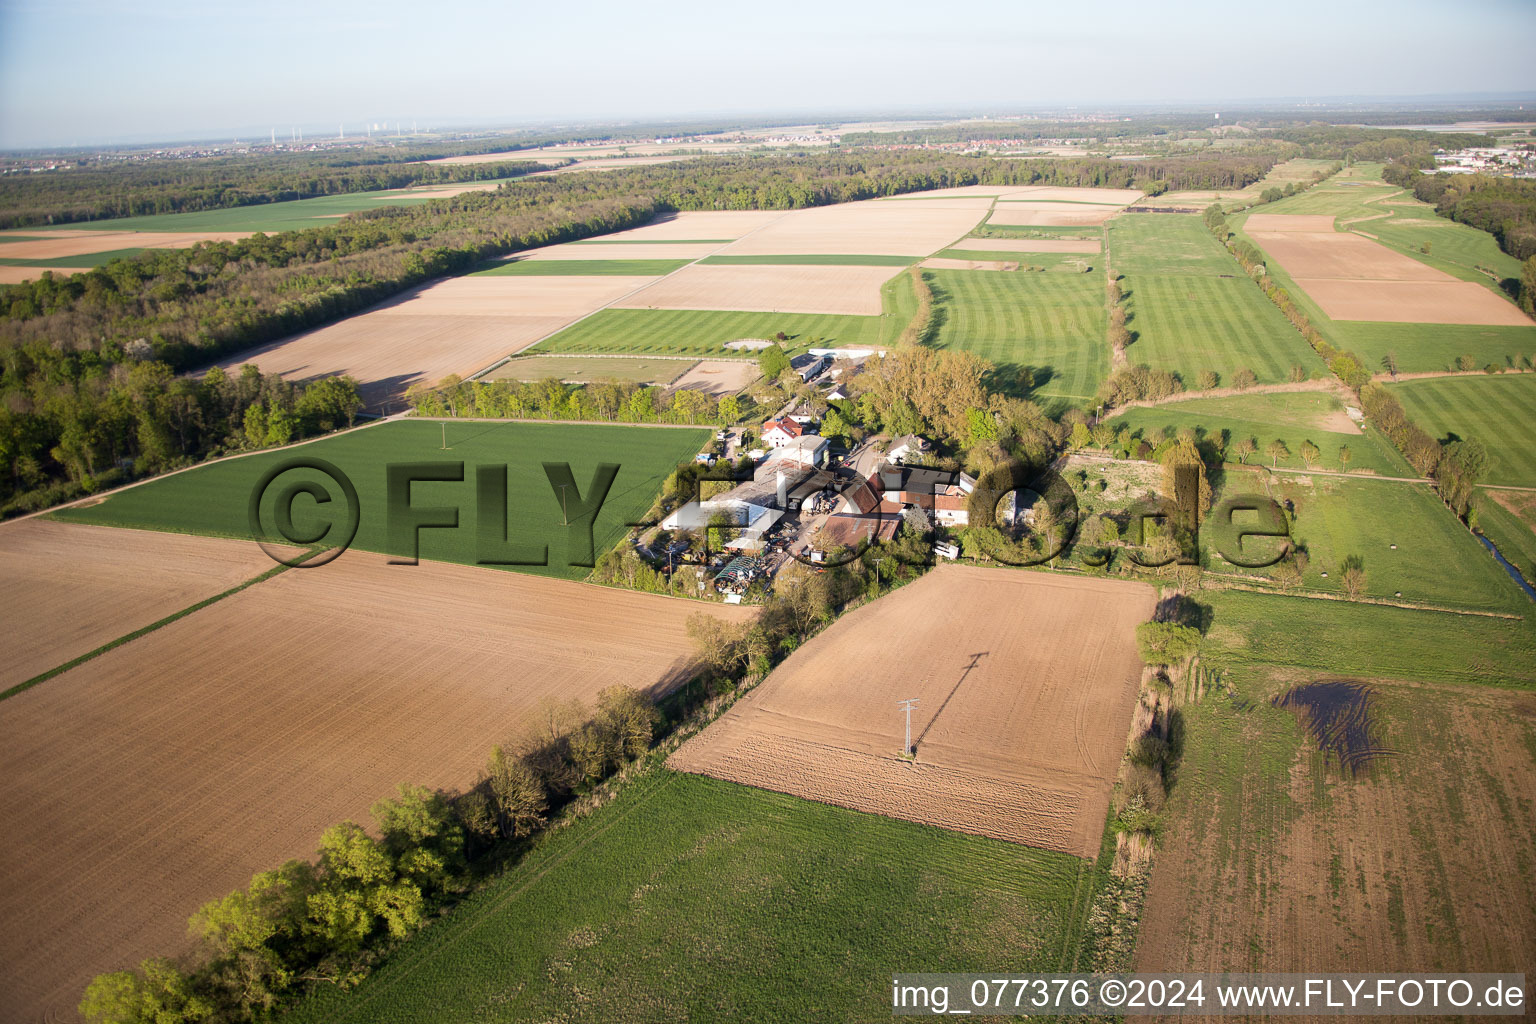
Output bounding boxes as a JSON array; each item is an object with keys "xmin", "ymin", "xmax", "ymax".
[
  {"xmin": 1382, "ymin": 164, "xmax": 1536, "ymax": 268},
  {"xmin": 79, "ymin": 686, "xmax": 658, "ymax": 1024},
  {"xmin": 406, "ymin": 373, "xmax": 751, "ymax": 427},
  {"xmin": 0, "ymin": 154, "xmax": 550, "ymax": 228}
]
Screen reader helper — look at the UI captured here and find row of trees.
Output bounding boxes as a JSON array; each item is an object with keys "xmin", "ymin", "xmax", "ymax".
[
  {"xmin": 1203, "ymin": 203, "xmax": 1374, "ymax": 389},
  {"xmin": 405, "ymin": 373, "xmax": 747, "ymax": 427},
  {"xmin": 80, "ymin": 687, "xmax": 656, "ymax": 1024}
]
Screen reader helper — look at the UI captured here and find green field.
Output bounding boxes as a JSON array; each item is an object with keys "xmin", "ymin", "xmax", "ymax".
[
  {"xmin": 533, "ymin": 308, "xmax": 882, "ymax": 357},
  {"xmin": 1107, "ymin": 214, "xmax": 1324, "ymax": 386},
  {"xmin": 1105, "ymin": 215, "xmax": 1239, "ymax": 276},
  {"xmin": 493, "ymin": 354, "xmax": 699, "ymax": 385},
  {"xmin": 281, "ymin": 771, "xmax": 1100, "ymax": 1024},
  {"xmin": 24, "ymin": 179, "xmax": 529, "ymax": 234},
  {"xmin": 926, "ymin": 267, "xmax": 1106, "ymax": 407},
  {"xmin": 937, "ymin": 249, "xmax": 1095, "ymax": 268},
  {"xmin": 533, "ymin": 272, "xmax": 913, "ymax": 356},
  {"xmin": 1200, "ymin": 588, "xmax": 1536, "ymax": 688},
  {"xmin": 1123, "ymin": 274, "xmax": 1324, "ymax": 385},
  {"xmin": 1474, "ymin": 492, "xmax": 1536, "ymax": 590},
  {"xmin": 0, "ymin": 247, "xmax": 148, "ymax": 268},
  {"xmin": 1212, "ymin": 471, "xmax": 1521, "ymax": 612},
  {"xmin": 969, "ymin": 224, "xmax": 1103, "ymax": 240},
  {"xmin": 1238, "ymin": 183, "xmax": 1404, "ymax": 218},
  {"xmin": 1389, "ymin": 374, "xmax": 1536, "ymax": 487},
  {"xmin": 698, "ymin": 254, "xmax": 915, "ymax": 266},
  {"xmin": 1331, "ymin": 322, "xmax": 1536, "ymax": 375},
  {"xmin": 52, "ymin": 420, "xmax": 707, "ymax": 581},
  {"xmin": 1107, "ymin": 391, "xmax": 1409, "ymax": 476},
  {"xmin": 471, "ymin": 259, "xmax": 692, "ymax": 276}
]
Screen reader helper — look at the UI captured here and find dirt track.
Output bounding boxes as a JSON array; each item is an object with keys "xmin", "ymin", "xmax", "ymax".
[
  {"xmin": 0, "ymin": 550, "xmax": 752, "ymax": 1023},
  {"xmin": 670, "ymin": 565, "xmax": 1155, "ymax": 857}
]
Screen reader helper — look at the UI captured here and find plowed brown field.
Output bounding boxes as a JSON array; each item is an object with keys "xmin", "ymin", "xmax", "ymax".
[
  {"xmin": 1249, "ymin": 224, "xmax": 1533, "ymax": 326},
  {"xmin": 0, "ymin": 521, "xmax": 281, "ymax": 690},
  {"xmin": 987, "ymin": 203, "xmax": 1124, "ymax": 226},
  {"xmin": 715, "ymin": 201, "xmax": 982, "ymax": 256},
  {"xmin": 0, "ymin": 550, "xmax": 752, "ymax": 1023},
  {"xmin": 580, "ymin": 210, "xmax": 788, "ymax": 241},
  {"xmin": 210, "ymin": 275, "xmax": 658, "ymax": 407},
  {"xmin": 615, "ymin": 263, "xmax": 899, "ymax": 315},
  {"xmin": 669, "ymin": 566, "xmax": 1155, "ymax": 857},
  {"xmin": 1136, "ymin": 675, "xmax": 1536, "ymax": 987}
]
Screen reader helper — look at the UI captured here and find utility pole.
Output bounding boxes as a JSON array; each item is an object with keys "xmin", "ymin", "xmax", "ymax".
[
  {"xmin": 558, "ymin": 484, "xmax": 569, "ymax": 525},
  {"xmin": 440, "ymin": 422, "xmax": 449, "ymax": 450},
  {"xmin": 873, "ymin": 557, "xmax": 886, "ymax": 598},
  {"xmin": 896, "ymin": 698, "xmax": 920, "ymax": 757}
]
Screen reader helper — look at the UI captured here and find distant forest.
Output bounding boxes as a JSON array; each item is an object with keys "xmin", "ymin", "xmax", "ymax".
[{"xmin": 0, "ymin": 156, "xmax": 552, "ymax": 228}]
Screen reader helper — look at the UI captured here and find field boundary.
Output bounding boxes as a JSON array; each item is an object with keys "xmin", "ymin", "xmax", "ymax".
[{"xmin": 0, "ymin": 559, "xmax": 293, "ymax": 703}]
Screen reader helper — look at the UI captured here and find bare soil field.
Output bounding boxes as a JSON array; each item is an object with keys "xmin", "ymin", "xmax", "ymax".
[
  {"xmin": 0, "ymin": 550, "xmax": 753, "ymax": 1023},
  {"xmin": 1243, "ymin": 213, "xmax": 1340, "ymax": 233},
  {"xmin": 581, "ymin": 210, "xmax": 788, "ymax": 242},
  {"xmin": 986, "ymin": 203, "xmax": 1124, "ymax": 226},
  {"xmin": 538, "ymin": 155, "xmax": 708, "ymax": 174},
  {"xmin": 669, "ymin": 566, "xmax": 1156, "ymax": 857},
  {"xmin": 957, "ymin": 236, "xmax": 1101, "ymax": 253},
  {"xmin": 1293, "ymin": 279, "xmax": 1534, "ymax": 326},
  {"xmin": 0, "ymin": 265, "xmax": 88, "ymax": 283},
  {"xmin": 212, "ymin": 311, "xmax": 574, "ymax": 407},
  {"xmin": 669, "ymin": 359, "xmax": 760, "ymax": 396},
  {"xmin": 374, "ymin": 274, "xmax": 658, "ymax": 317},
  {"xmin": 520, "ymin": 241, "xmax": 721, "ymax": 261},
  {"xmin": 0, "ymin": 229, "xmax": 252, "ymax": 259},
  {"xmin": 920, "ymin": 257, "xmax": 1019, "ymax": 271},
  {"xmin": 1250, "ymin": 223, "xmax": 1534, "ymax": 327},
  {"xmin": 1136, "ymin": 672, "xmax": 1536, "ymax": 983},
  {"xmin": 1249, "ymin": 231, "xmax": 1447, "ymax": 282},
  {"xmin": 715, "ymin": 200, "xmax": 983, "ymax": 256},
  {"xmin": 865, "ymin": 197, "xmax": 998, "ymax": 210},
  {"xmin": 1007, "ymin": 186, "xmax": 1144, "ymax": 205},
  {"xmin": 873, "ymin": 185, "xmax": 1028, "ymax": 199},
  {"xmin": 615, "ymin": 263, "xmax": 899, "ymax": 315},
  {"xmin": 0, "ymin": 520, "xmax": 281, "ymax": 690}
]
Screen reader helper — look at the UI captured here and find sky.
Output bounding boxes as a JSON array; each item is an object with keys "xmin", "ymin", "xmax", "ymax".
[{"xmin": 1, "ymin": 0, "xmax": 1534, "ymax": 149}]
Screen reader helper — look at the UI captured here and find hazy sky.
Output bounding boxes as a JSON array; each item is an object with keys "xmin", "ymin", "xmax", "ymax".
[{"xmin": 2, "ymin": 0, "xmax": 1534, "ymax": 148}]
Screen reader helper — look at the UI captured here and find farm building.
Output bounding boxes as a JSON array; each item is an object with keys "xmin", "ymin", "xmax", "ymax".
[
  {"xmin": 875, "ymin": 466, "xmax": 975, "ymax": 527},
  {"xmin": 660, "ymin": 498, "xmax": 784, "ymax": 552},
  {"xmin": 789, "ymin": 353, "xmax": 830, "ymax": 383},
  {"xmin": 815, "ymin": 513, "xmax": 901, "ymax": 552},
  {"xmin": 762, "ymin": 417, "xmax": 824, "ymax": 449},
  {"xmin": 885, "ymin": 434, "xmax": 928, "ymax": 464}
]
